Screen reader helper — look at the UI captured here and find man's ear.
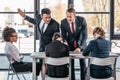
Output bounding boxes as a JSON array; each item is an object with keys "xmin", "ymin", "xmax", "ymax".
[{"xmin": 41, "ymin": 15, "xmax": 43, "ymax": 18}]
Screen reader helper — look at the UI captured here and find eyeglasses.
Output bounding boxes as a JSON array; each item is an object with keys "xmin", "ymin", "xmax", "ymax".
[{"xmin": 11, "ymin": 35, "xmax": 18, "ymax": 38}]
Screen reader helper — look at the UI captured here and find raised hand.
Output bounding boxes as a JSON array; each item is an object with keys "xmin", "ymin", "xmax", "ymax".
[{"xmin": 18, "ymin": 8, "xmax": 26, "ymax": 17}]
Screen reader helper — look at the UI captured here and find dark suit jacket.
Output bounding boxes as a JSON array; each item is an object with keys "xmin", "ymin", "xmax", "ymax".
[
  {"xmin": 45, "ymin": 40, "xmax": 69, "ymax": 77},
  {"xmin": 61, "ymin": 16, "xmax": 87, "ymax": 51},
  {"xmin": 83, "ymin": 37, "xmax": 112, "ymax": 78},
  {"xmin": 25, "ymin": 15, "xmax": 59, "ymax": 51},
  {"xmin": 83, "ymin": 37, "xmax": 111, "ymax": 58}
]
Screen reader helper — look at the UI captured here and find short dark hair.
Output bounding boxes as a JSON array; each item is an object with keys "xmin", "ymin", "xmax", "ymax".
[
  {"xmin": 41, "ymin": 8, "xmax": 51, "ymax": 15},
  {"xmin": 2, "ymin": 26, "xmax": 16, "ymax": 42},
  {"xmin": 52, "ymin": 32, "xmax": 62, "ymax": 40}
]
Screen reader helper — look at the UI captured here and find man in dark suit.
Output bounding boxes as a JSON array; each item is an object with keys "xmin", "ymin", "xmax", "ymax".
[
  {"xmin": 18, "ymin": 8, "xmax": 59, "ymax": 52},
  {"xmin": 18, "ymin": 8, "xmax": 59, "ymax": 79},
  {"xmin": 61, "ymin": 5, "xmax": 88, "ymax": 80}
]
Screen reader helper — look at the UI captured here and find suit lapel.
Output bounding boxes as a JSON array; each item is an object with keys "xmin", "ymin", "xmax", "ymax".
[
  {"xmin": 39, "ymin": 18, "xmax": 51, "ymax": 34},
  {"xmin": 37, "ymin": 18, "xmax": 43, "ymax": 35},
  {"xmin": 75, "ymin": 20, "xmax": 79, "ymax": 34},
  {"xmin": 75, "ymin": 17, "xmax": 82, "ymax": 34},
  {"xmin": 66, "ymin": 22, "xmax": 72, "ymax": 33},
  {"xmin": 44, "ymin": 24, "xmax": 49, "ymax": 34}
]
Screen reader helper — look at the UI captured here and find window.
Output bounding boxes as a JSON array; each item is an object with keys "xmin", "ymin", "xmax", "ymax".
[
  {"xmin": 0, "ymin": 0, "xmax": 34, "ymax": 53},
  {"xmin": 74, "ymin": 0, "xmax": 110, "ymax": 40},
  {"xmin": 0, "ymin": 0, "xmax": 34, "ymax": 12},
  {"xmin": 39, "ymin": 0, "xmax": 68, "ymax": 23},
  {"xmin": 113, "ymin": 0, "xmax": 120, "ymax": 39},
  {"xmin": 74, "ymin": 0, "xmax": 109, "ymax": 12}
]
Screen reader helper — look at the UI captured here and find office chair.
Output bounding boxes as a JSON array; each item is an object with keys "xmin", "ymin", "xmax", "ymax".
[
  {"xmin": 45, "ymin": 57, "xmax": 69, "ymax": 80},
  {"xmin": 6, "ymin": 54, "xmax": 31, "ymax": 80},
  {"xmin": 87, "ymin": 57, "xmax": 118, "ymax": 80}
]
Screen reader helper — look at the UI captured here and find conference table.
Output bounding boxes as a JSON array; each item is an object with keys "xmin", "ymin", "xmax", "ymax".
[{"xmin": 30, "ymin": 52, "xmax": 119, "ymax": 80}]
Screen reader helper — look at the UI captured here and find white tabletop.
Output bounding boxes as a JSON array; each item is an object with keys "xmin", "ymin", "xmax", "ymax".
[{"xmin": 30, "ymin": 51, "xmax": 119, "ymax": 59}]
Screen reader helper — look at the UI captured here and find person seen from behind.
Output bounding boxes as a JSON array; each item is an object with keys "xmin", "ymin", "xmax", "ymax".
[
  {"xmin": 45, "ymin": 32, "xmax": 69, "ymax": 78},
  {"xmin": 83, "ymin": 27, "xmax": 112, "ymax": 78}
]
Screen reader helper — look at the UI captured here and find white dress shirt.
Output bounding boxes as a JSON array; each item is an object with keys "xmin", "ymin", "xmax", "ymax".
[
  {"xmin": 69, "ymin": 21, "xmax": 76, "ymax": 32},
  {"xmin": 39, "ymin": 20, "xmax": 48, "ymax": 33},
  {"xmin": 5, "ymin": 42, "xmax": 23, "ymax": 63}
]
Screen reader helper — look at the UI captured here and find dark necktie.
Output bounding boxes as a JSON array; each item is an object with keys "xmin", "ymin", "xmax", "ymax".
[
  {"xmin": 41, "ymin": 23, "xmax": 45, "ymax": 34},
  {"xmin": 71, "ymin": 22, "xmax": 77, "ymax": 48}
]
